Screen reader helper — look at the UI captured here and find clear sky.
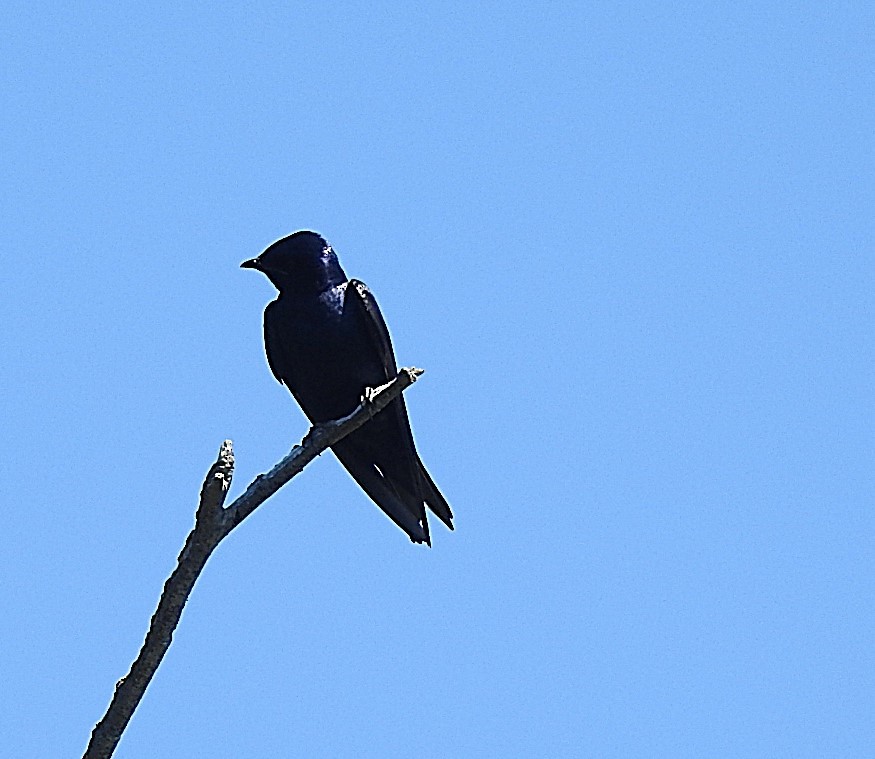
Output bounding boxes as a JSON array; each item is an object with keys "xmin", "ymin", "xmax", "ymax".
[{"xmin": 2, "ymin": 3, "xmax": 872, "ymax": 757}]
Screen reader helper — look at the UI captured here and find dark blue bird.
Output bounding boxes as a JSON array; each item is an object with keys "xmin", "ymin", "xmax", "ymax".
[{"xmin": 241, "ymin": 231, "xmax": 453, "ymax": 545}]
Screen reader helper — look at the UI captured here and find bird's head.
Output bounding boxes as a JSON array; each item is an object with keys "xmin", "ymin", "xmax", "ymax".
[{"xmin": 241, "ymin": 231, "xmax": 347, "ymax": 294}]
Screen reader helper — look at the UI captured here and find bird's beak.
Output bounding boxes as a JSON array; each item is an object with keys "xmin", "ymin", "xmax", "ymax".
[{"xmin": 240, "ymin": 258, "xmax": 261, "ymax": 270}]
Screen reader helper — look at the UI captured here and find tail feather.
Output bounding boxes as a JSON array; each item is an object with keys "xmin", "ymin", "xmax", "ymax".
[
  {"xmin": 417, "ymin": 459, "xmax": 454, "ymax": 530},
  {"xmin": 332, "ymin": 442, "xmax": 431, "ymax": 545}
]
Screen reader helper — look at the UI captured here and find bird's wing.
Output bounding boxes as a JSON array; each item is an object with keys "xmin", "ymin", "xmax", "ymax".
[
  {"xmin": 343, "ymin": 279, "xmax": 454, "ymax": 535},
  {"xmin": 263, "ymin": 300, "xmax": 288, "ymax": 386},
  {"xmin": 345, "ymin": 279, "xmax": 397, "ymax": 382}
]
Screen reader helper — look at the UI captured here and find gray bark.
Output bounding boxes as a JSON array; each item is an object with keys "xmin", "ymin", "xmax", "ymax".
[{"xmin": 83, "ymin": 368, "xmax": 425, "ymax": 759}]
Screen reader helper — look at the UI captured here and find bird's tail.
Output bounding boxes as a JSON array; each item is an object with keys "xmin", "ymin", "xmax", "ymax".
[
  {"xmin": 416, "ymin": 458, "xmax": 454, "ymax": 531},
  {"xmin": 332, "ymin": 442, "xmax": 432, "ymax": 545}
]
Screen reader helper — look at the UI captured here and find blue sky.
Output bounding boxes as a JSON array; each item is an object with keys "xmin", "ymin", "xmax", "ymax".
[{"xmin": 2, "ymin": 3, "xmax": 872, "ymax": 757}]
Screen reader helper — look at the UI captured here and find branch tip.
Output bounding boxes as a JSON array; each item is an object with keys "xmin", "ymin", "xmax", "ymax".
[{"xmin": 217, "ymin": 440, "xmax": 235, "ymax": 471}]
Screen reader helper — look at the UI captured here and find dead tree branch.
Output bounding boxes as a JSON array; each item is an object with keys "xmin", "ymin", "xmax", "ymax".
[{"xmin": 83, "ymin": 368, "xmax": 425, "ymax": 759}]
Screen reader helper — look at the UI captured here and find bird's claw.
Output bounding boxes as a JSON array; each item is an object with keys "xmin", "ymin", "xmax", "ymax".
[{"xmin": 361, "ymin": 386, "xmax": 378, "ymax": 418}]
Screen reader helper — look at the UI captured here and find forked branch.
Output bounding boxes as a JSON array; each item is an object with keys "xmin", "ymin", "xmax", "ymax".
[{"xmin": 83, "ymin": 368, "xmax": 425, "ymax": 759}]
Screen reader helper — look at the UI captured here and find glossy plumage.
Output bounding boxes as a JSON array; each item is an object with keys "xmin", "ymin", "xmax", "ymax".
[{"xmin": 242, "ymin": 231, "xmax": 453, "ymax": 545}]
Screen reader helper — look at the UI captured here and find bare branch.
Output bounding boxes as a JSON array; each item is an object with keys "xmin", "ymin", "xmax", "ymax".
[{"xmin": 83, "ymin": 368, "xmax": 424, "ymax": 759}]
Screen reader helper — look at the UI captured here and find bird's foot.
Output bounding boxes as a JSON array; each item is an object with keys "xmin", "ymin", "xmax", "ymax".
[{"xmin": 361, "ymin": 386, "xmax": 378, "ymax": 418}]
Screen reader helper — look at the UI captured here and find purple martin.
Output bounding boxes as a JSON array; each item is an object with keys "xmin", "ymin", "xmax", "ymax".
[{"xmin": 241, "ymin": 231, "xmax": 453, "ymax": 545}]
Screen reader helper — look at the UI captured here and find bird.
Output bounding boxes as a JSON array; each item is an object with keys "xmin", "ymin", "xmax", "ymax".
[{"xmin": 241, "ymin": 230, "xmax": 453, "ymax": 545}]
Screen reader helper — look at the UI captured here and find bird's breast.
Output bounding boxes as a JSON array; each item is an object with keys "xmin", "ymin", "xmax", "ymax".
[{"xmin": 274, "ymin": 290, "xmax": 381, "ymax": 421}]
